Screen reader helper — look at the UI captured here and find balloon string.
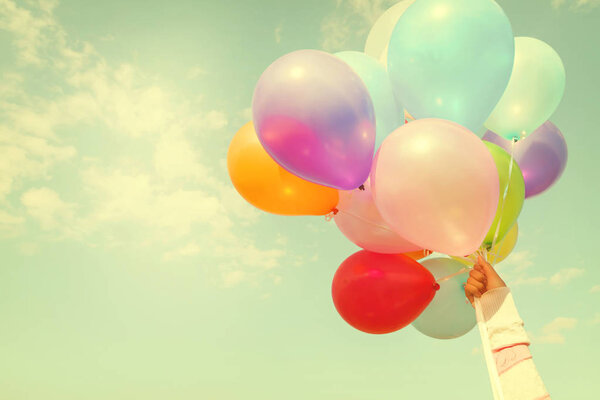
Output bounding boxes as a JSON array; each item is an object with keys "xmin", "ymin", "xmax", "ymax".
[
  {"xmin": 327, "ymin": 208, "xmax": 401, "ymax": 235},
  {"xmin": 436, "ymin": 267, "xmax": 469, "ymax": 284},
  {"xmin": 488, "ymin": 138, "xmax": 517, "ymax": 266}
]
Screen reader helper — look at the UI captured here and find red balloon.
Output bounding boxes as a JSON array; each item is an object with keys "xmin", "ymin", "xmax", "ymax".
[{"xmin": 332, "ymin": 251, "xmax": 438, "ymax": 334}]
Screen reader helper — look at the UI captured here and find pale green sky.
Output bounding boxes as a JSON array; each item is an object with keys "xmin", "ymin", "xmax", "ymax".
[{"xmin": 0, "ymin": 0, "xmax": 598, "ymax": 399}]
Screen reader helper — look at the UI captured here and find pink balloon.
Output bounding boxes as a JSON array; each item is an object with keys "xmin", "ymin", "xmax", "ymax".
[
  {"xmin": 371, "ymin": 119, "xmax": 499, "ymax": 256},
  {"xmin": 334, "ymin": 180, "xmax": 422, "ymax": 254}
]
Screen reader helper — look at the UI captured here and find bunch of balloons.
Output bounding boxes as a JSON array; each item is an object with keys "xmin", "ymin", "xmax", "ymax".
[{"xmin": 227, "ymin": 0, "xmax": 567, "ymax": 339}]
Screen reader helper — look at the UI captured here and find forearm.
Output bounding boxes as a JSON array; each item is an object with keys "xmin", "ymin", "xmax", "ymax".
[{"xmin": 480, "ymin": 287, "xmax": 550, "ymax": 400}]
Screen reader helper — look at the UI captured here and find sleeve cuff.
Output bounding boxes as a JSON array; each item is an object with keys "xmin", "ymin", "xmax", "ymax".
[{"xmin": 480, "ymin": 287, "xmax": 530, "ymax": 350}]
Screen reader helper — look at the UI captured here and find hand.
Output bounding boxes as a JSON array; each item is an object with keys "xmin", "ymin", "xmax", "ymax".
[{"xmin": 464, "ymin": 255, "xmax": 507, "ymax": 305}]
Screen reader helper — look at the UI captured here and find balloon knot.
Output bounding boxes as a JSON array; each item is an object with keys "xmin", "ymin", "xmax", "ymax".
[
  {"xmin": 358, "ymin": 184, "xmax": 365, "ymax": 191},
  {"xmin": 325, "ymin": 208, "xmax": 339, "ymax": 222},
  {"xmin": 433, "ymin": 283, "xmax": 440, "ymax": 291}
]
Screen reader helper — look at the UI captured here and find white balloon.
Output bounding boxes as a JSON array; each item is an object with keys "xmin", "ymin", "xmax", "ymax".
[{"xmin": 364, "ymin": 0, "xmax": 415, "ymax": 67}]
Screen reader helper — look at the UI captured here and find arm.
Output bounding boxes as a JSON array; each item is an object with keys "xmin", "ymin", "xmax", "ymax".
[{"xmin": 466, "ymin": 256, "xmax": 550, "ymax": 400}]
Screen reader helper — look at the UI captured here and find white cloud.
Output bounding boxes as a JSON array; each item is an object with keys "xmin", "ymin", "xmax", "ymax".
[
  {"xmin": 552, "ymin": 0, "xmax": 600, "ymax": 11},
  {"xmin": 223, "ymin": 270, "xmax": 246, "ymax": 288},
  {"xmin": 239, "ymin": 107, "xmax": 253, "ymax": 121},
  {"xmin": 274, "ymin": 24, "xmax": 282, "ymax": 44},
  {"xmin": 0, "ymin": 208, "xmax": 24, "ymax": 237},
  {"xmin": 202, "ymin": 110, "xmax": 228, "ymax": 130},
  {"xmin": 21, "ymin": 187, "xmax": 77, "ymax": 233},
  {"xmin": 500, "ymin": 252, "xmax": 584, "ymax": 288},
  {"xmin": 186, "ymin": 66, "xmax": 207, "ymax": 80},
  {"xmin": 320, "ymin": 0, "xmax": 396, "ymax": 51},
  {"xmin": 0, "ymin": 0, "xmax": 284, "ymax": 289},
  {"xmin": 549, "ymin": 268, "xmax": 585, "ymax": 286},
  {"xmin": 535, "ymin": 317, "xmax": 577, "ymax": 344}
]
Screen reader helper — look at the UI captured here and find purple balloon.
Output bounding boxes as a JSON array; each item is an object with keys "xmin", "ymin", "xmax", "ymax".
[
  {"xmin": 483, "ymin": 121, "xmax": 567, "ymax": 198},
  {"xmin": 252, "ymin": 50, "xmax": 376, "ymax": 190}
]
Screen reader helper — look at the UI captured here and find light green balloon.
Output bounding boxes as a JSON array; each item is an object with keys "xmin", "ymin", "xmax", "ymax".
[
  {"xmin": 412, "ymin": 258, "xmax": 475, "ymax": 340},
  {"xmin": 335, "ymin": 51, "xmax": 403, "ymax": 152},
  {"xmin": 485, "ymin": 37, "xmax": 566, "ymax": 140},
  {"xmin": 483, "ymin": 142, "xmax": 525, "ymax": 247}
]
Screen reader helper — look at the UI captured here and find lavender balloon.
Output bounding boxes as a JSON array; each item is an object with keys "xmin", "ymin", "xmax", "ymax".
[
  {"xmin": 483, "ymin": 121, "xmax": 568, "ymax": 198},
  {"xmin": 252, "ymin": 50, "xmax": 376, "ymax": 190}
]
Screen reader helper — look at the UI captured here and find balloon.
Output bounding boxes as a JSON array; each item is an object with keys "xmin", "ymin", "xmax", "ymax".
[
  {"xmin": 485, "ymin": 37, "xmax": 566, "ymax": 140},
  {"xmin": 364, "ymin": 0, "xmax": 416, "ymax": 66},
  {"xmin": 453, "ymin": 223, "xmax": 518, "ymax": 266},
  {"xmin": 335, "ymin": 51, "xmax": 403, "ymax": 152},
  {"xmin": 488, "ymin": 222, "xmax": 518, "ymax": 265},
  {"xmin": 412, "ymin": 258, "xmax": 475, "ymax": 339},
  {"xmin": 387, "ymin": 0, "xmax": 514, "ymax": 132},
  {"xmin": 371, "ymin": 119, "xmax": 499, "ymax": 256},
  {"xmin": 483, "ymin": 122, "xmax": 568, "ymax": 198},
  {"xmin": 252, "ymin": 50, "xmax": 376, "ymax": 190},
  {"xmin": 227, "ymin": 121, "xmax": 339, "ymax": 216},
  {"xmin": 334, "ymin": 179, "xmax": 421, "ymax": 254},
  {"xmin": 482, "ymin": 142, "xmax": 525, "ymax": 247},
  {"xmin": 404, "ymin": 249, "xmax": 433, "ymax": 261},
  {"xmin": 332, "ymin": 251, "xmax": 437, "ymax": 334}
]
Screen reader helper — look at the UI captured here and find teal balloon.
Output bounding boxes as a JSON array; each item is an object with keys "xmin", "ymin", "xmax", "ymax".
[
  {"xmin": 485, "ymin": 37, "xmax": 566, "ymax": 140},
  {"xmin": 412, "ymin": 258, "xmax": 475, "ymax": 339},
  {"xmin": 387, "ymin": 0, "xmax": 514, "ymax": 132},
  {"xmin": 335, "ymin": 51, "xmax": 403, "ymax": 152}
]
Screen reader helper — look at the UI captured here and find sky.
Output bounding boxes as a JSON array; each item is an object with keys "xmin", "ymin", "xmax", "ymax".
[{"xmin": 0, "ymin": 0, "xmax": 599, "ymax": 398}]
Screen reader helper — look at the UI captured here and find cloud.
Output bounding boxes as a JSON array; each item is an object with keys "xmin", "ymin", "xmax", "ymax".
[
  {"xmin": 320, "ymin": 0, "xmax": 397, "ymax": 51},
  {"xmin": 21, "ymin": 187, "xmax": 77, "ymax": 233},
  {"xmin": 500, "ymin": 252, "xmax": 584, "ymax": 288},
  {"xmin": 535, "ymin": 317, "xmax": 577, "ymax": 344},
  {"xmin": 552, "ymin": 0, "xmax": 600, "ymax": 11},
  {"xmin": 274, "ymin": 24, "xmax": 282, "ymax": 44},
  {"xmin": 0, "ymin": 0, "xmax": 283, "ymax": 289},
  {"xmin": 0, "ymin": 208, "xmax": 24, "ymax": 237},
  {"xmin": 549, "ymin": 268, "xmax": 585, "ymax": 286},
  {"xmin": 186, "ymin": 66, "xmax": 207, "ymax": 80}
]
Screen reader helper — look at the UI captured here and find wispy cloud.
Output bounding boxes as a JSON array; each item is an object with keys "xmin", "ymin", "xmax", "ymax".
[
  {"xmin": 552, "ymin": 0, "xmax": 600, "ymax": 11},
  {"xmin": 320, "ymin": 0, "xmax": 396, "ymax": 51},
  {"xmin": 549, "ymin": 268, "xmax": 585, "ymax": 286},
  {"xmin": 499, "ymin": 251, "xmax": 584, "ymax": 288},
  {"xmin": 534, "ymin": 317, "xmax": 577, "ymax": 344},
  {"xmin": 0, "ymin": 0, "xmax": 282, "ymax": 288}
]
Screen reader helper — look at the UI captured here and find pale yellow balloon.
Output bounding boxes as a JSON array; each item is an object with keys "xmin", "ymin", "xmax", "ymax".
[{"xmin": 364, "ymin": 0, "xmax": 415, "ymax": 66}]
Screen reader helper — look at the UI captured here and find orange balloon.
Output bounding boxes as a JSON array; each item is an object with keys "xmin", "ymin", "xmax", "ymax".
[
  {"xmin": 227, "ymin": 122, "xmax": 339, "ymax": 216},
  {"xmin": 403, "ymin": 249, "xmax": 432, "ymax": 261}
]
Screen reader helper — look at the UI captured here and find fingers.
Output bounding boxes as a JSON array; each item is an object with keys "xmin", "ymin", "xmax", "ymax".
[
  {"xmin": 464, "ymin": 283, "xmax": 481, "ymax": 305},
  {"xmin": 469, "ymin": 268, "xmax": 486, "ymax": 283},
  {"xmin": 467, "ymin": 276, "xmax": 485, "ymax": 292},
  {"xmin": 477, "ymin": 254, "xmax": 495, "ymax": 273}
]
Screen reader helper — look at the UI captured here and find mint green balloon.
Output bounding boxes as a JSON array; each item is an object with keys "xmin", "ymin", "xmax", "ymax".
[
  {"xmin": 485, "ymin": 37, "xmax": 566, "ymax": 140},
  {"xmin": 412, "ymin": 258, "xmax": 475, "ymax": 340},
  {"xmin": 387, "ymin": 0, "xmax": 514, "ymax": 133},
  {"xmin": 335, "ymin": 51, "xmax": 403, "ymax": 152}
]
